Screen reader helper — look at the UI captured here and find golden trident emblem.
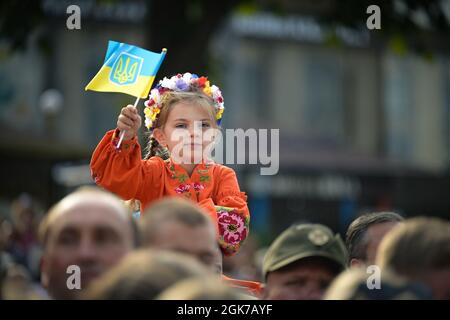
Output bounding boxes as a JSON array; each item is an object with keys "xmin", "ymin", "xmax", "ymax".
[{"xmin": 112, "ymin": 55, "xmax": 138, "ymax": 84}]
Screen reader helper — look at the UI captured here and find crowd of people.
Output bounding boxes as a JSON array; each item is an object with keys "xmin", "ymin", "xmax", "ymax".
[
  {"xmin": 0, "ymin": 187, "xmax": 449, "ymax": 300},
  {"xmin": 1, "ymin": 72, "xmax": 449, "ymax": 300}
]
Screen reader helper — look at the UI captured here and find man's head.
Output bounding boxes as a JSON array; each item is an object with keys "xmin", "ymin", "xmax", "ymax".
[
  {"xmin": 346, "ymin": 212, "xmax": 403, "ymax": 267},
  {"xmin": 140, "ymin": 197, "xmax": 221, "ymax": 274},
  {"xmin": 39, "ymin": 187, "xmax": 135, "ymax": 299},
  {"xmin": 83, "ymin": 249, "xmax": 207, "ymax": 300},
  {"xmin": 262, "ymin": 223, "xmax": 348, "ymax": 300},
  {"xmin": 157, "ymin": 276, "xmax": 247, "ymax": 300},
  {"xmin": 324, "ymin": 267, "xmax": 433, "ymax": 300},
  {"xmin": 377, "ymin": 217, "xmax": 450, "ymax": 300}
]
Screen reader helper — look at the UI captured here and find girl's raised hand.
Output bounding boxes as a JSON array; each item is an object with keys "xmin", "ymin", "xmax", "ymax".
[{"xmin": 117, "ymin": 105, "xmax": 142, "ymax": 140}]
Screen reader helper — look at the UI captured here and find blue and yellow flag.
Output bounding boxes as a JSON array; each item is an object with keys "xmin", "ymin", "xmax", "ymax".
[{"xmin": 85, "ymin": 41, "xmax": 166, "ymax": 98}]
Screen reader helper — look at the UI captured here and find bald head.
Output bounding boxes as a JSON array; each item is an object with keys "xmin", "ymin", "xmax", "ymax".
[
  {"xmin": 40, "ymin": 187, "xmax": 132, "ymax": 246},
  {"xmin": 40, "ymin": 187, "xmax": 135, "ymax": 299}
]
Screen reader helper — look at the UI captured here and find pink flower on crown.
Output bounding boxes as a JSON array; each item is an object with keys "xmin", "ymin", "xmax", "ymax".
[{"xmin": 217, "ymin": 210, "xmax": 247, "ymax": 246}]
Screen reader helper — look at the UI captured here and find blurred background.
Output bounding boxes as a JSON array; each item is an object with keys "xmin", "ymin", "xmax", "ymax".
[{"xmin": 1, "ymin": 0, "xmax": 450, "ymax": 282}]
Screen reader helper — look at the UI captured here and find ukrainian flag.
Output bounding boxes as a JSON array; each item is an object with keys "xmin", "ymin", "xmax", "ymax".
[{"xmin": 85, "ymin": 41, "xmax": 166, "ymax": 98}]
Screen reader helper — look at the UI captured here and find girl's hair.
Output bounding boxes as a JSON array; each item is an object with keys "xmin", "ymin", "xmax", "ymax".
[{"xmin": 144, "ymin": 89, "xmax": 218, "ymax": 160}]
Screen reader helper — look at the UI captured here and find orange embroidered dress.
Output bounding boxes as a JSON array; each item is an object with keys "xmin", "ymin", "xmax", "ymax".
[{"xmin": 90, "ymin": 129, "xmax": 250, "ymax": 255}]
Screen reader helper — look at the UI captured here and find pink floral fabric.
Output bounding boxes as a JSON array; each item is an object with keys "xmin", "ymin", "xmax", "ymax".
[{"xmin": 216, "ymin": 206, "xmax": 249, "ymax": 255}]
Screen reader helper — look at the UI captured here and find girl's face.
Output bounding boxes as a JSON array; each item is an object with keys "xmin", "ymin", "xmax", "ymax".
[{"xmin": 153, "ymin": 102, "xmax": 216, "ymax": 164}]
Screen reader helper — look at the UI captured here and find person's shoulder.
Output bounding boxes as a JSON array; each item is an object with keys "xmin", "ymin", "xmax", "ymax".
[
  {"xmin": 143, "ymin": 155, "xmax": 162, "ymax": 162},
  {"xmin": 142, "ymin": 156, "xmax": 165, "ymax": 169},
  {"xmin": 210, "ymin": 163, "xmax": 237, "ymax": 176}
]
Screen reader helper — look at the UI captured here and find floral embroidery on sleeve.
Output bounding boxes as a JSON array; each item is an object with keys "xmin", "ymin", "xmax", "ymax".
[{"xmin": 216, "ymin": 206, "xmax": 249, "ymax": 255}]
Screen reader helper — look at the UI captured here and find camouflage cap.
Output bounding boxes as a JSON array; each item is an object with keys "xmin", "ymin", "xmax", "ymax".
[{"xmin": 263, "ymin": 223, "xmax": 348, "ymax": 278}]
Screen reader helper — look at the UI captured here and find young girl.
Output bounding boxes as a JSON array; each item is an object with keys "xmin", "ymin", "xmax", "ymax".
[{"xmin": 90, "ymin": 72, "xmax": 249, "ymax": 255}]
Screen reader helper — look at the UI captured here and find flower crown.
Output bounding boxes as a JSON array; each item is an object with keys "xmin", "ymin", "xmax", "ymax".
[{"xmin": 143, "ymin": 72, "xmax": 225, "ymax": 131}]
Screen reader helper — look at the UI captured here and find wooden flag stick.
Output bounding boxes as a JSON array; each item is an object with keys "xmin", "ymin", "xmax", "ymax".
[{"xmin": 116, "ymin": 96, "xmax": 140, "ymax": 149}]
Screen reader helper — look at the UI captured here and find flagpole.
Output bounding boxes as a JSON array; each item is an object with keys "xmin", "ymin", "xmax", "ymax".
[{"xmin": 116, "ymin": 96, "xmax": 140, "ymax": 149}]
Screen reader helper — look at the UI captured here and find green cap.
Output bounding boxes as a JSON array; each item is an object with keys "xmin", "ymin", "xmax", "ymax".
[{"xmin": 263, "ymin": 224, "xmax": 348, "ymax": 278}]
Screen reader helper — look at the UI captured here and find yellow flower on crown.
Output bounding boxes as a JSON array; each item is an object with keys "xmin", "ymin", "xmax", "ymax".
[
  {"xmin": 203, "ymin": 81, "xmax": 212, "ymax": 96},
  {"xmin": 151, "ymin": 107, "xmax": 160, "ymax": 121},
  {"xmin": 144, "ymin": 106, "xmax": 160, "ymax": 129},
  {"xmin": 216, "ymin": 108, "xmax": 224, "ymax": 120}
]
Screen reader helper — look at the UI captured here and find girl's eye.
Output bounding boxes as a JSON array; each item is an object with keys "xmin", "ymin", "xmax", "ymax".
[
  {"xmin": 202, "ymin": 122, "xmax": 211, "ymax": 128},
  {"xmin": 175, "ymin": 123, "xmax": 187, "ymax": 128}
]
